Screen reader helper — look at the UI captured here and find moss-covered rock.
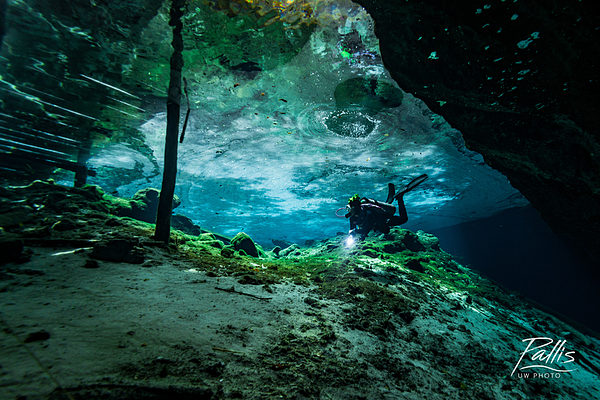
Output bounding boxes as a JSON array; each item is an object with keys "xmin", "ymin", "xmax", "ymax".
[
  {"xmin": 105, "ymin": 188, "xmax": 182, "ymax": 224},
  {"xmin": 415, "ymin": 230, "xmax": 441, "ymax": 251},
  {"xmin": 205, "ymin": 240, "xmax": 224, "ymax": 250},
  {"xmin": 383, "ymin": 229, "xmax": 426, "ymax": 252},
  {"xmin": 220, "ymin": 246, "xmax": 235, "ymax": 258},
  {"xmin": 404, "ymin": 257, "xmax": 426, "ymax": 273},
  {"xmin": 171, "ymin": 214, "xmax": 202, "ymax": 236},
  {"xmin": 129, "ymin": 188, "xmax": 181, "ymax": 223},
  {"xmin": 231, "ymin": 232, "xmax": 259, "ymax": 258},
  {"xmin": 271, "ymin": 246, "xmax": 281, "ymax": 257},
  {"xmin": 279, "ymin": 244, "xmax": 300, "ymax": 257},
  {"xmin": 199, "ymin": 232, "xmax": 217, "ymax": 241}
]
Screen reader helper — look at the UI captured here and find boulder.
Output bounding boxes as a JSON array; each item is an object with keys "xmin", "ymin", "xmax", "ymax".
[
  {"xmin": 220, "ymin": 246, "xmax": 235, "ymax": 258},
  {"xmin": 51, "ymin": 218, "xmax": 84, "ymax": 232},
  {"xmin": 91, "ymin": 239, "xmax": 144, "ymax": 264},
  {"xmin": 82, "ymin": 259, "xmax": 100, "ymax": 269},
  {"xmin": 171, "ymin": 214, "xmax": 202, "ymax": 236},
  {"xmin": 405, "ymin": 258, "xmax": 425, "ymax": 273},
  {"xmin": 0, "ymin": 205, "xmax": 35, "ymax": 228},
  {"xmin": 231, "ymin": 232, "xmax": 259, "ymax": 258},
  {"xmin": 279, "ymin": 244, "xmax": 300, "ymax": 257},
  {"xmin": 199, "ymin": 232, "xmax": 216, "ymax": 241},
  {"xmin": 127, "ymin": 188, "xmax": 181, "ymax": 223},
  {"xmin": 416, "ymin": 230, "xmax": 440, "ymax": 251},
  {"xmin": 384, "ymin": 229, "xmax": 426, "ymax": 253},
  {"xmin": 0, "ymin": 239, "xmax": 26, "ymax": 265},
  {"xmin": 207, "ymin": 232, "xmax": 231, "ymax": 246}
]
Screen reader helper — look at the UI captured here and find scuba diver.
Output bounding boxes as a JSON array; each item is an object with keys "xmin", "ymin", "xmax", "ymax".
[{"xmin": 344, "ymin": 174, "xmax": 428, "ymax": 239}]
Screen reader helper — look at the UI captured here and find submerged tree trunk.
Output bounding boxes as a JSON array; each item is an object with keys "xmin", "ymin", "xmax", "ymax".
[{"xmin": 154, "ymin": 0, "xmax": 185, "ymax": 243}]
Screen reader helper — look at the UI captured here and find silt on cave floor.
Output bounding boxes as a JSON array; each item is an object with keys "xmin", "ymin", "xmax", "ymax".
[{"xmin": 0, "ymin": 181, "xmax": 599, "ymax": 400}]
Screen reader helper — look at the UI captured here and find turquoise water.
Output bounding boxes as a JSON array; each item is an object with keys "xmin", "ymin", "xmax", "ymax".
[{"xmin": 0, "ymin": 0, "xmax": 526, "ymax": 246}]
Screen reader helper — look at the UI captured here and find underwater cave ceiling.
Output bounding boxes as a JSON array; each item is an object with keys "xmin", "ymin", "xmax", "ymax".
[
  {"xmin": 0, "ymin": 0, "xmax": 599, "ymax": 253},
  {"xmin": 354, "ymin": 0, "xmax": 600, "ymax": 256}
]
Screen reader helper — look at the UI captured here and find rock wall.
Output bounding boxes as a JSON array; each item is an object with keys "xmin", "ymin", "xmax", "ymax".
[
  {"xmin": 0, "ymin": 0, "xmax": 6, "ymax": 49},
  {"xmin": 354, "ymin": 0, "xmax": 600, "ymax": 257}
]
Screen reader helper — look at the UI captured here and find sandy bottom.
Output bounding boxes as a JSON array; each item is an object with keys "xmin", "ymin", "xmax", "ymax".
[{"xmin": 2, "ymin": 243, "xmax": 599, "ymax": 399}]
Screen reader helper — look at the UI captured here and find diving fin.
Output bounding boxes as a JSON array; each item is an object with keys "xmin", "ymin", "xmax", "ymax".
[
  {"xmin": 395, "ymin": 174, "xmax": 428, "ymax": 199},
  {"xmin": 386, "ymin": 183, "xmax": 395, "ymax": 204}
]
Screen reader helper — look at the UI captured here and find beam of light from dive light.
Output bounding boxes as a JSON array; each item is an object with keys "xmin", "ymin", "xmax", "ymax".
[{"xmin": 345, "ymin": 234, "xmax": 356, "ymax": 248}]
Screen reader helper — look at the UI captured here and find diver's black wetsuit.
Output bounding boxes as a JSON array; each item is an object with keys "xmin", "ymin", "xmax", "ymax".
[
  {"xmin": 348, "ymin": 196, "xmax": 407, "ymax": 238},
  {"xmin": 346, "ymin": 175, "xmax": 427, "ymax": 239}
]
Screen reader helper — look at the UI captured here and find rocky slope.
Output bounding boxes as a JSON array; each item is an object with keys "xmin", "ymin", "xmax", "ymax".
[{"xmin": 1, "ymin": 181, "xmax": 599, "ymax": 399}]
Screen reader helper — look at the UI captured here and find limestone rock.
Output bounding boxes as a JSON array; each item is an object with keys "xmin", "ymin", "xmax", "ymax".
[
  {"xmin": 104, "ymin": 188, "xmax": 183, "ymax": 223},
  {"xmin": 279, "ymin": 244, "xmax": 300, "ymax": 257},
  {"xmin": 405, "ymin": 258, "xmax": 425, "ymax": 273},
  {"xmin": 171, "ymin": 214, "xmax": 202, "ymax": 236},
  {"xmin": 91, "ymin": 239, "xmax": 145, "ymax": 264},
  {"xmin": 199, "ymin": 233, "xmax": 216, "ymax": 241},
  {"xmin": 384, "ymin": 229, "xmax": 426, "ymax": 253},
  {"xmin": 0, "ymin": 239, "xmax": 26, "ymax": 265},
  {"xmin": 0, "ymin": 205, "xmax": 35, "ymax": 228},
  {"xmin": 82, "ymin": 259, "xmax": 100, "ymax": 269},
  {"xmin": 51, "ymin": 218, "xmax": 84, "ymax": 232},
  {"xmin": 24, "ymin": 330, "xmax": 50, "ymax": 343},
  {"xmin": 354, "ymin": 0, "xmax": 600, "ymax": 259},
  {"xmin": 128, "ymin": 188, "xmax": 181, "ymax": 223},
  {"xmin": 220, "ymin": 246, "xmax": 235, "ymax": 258},
  {"xmin": 231, "ymin": 232, "xmax": 259, "ymax": 258},
  {"xmin": 416, "ymin": 230, "xmax": 440, "ymax": 251}
]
